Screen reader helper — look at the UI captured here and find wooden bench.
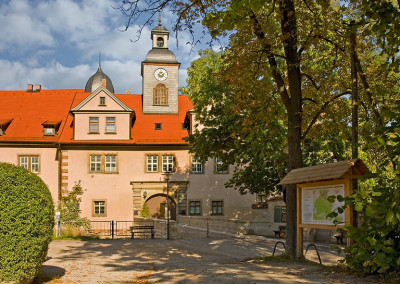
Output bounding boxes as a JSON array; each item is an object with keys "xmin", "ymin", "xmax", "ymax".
[
  {"xmin": 129, "ymin": 225, "xmax": 155, "ymax": 239},
  {"xmin": 274, "ymin": 226, "xmax": 286, "ymax": 238},
  {"xmin": 334, "ymin": 231, "xmax": 344, "ymax": 244}
]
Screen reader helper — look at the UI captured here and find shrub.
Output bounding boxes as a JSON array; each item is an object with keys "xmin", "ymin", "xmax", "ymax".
[
  {"xmin": 57, "ymin": 181, "xmax": 90, "ymax": 237},
  {"xmin": 140, "ymin": 202, "xmax": 151, "ymax": 218},
  {"xmin": 0, "ymin": 163, "xmax": 54, "ymax": 282}
]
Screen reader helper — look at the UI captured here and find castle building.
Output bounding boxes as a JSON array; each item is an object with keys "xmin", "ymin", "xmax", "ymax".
[{"xmin": 0, "ymin": 20, "xmax": 285, "ymax": 236}]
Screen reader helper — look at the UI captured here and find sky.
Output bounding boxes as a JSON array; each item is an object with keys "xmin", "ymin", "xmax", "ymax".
[{"xmin": 0, "ymin": 0, "xmax": 204, "ymax": 94}]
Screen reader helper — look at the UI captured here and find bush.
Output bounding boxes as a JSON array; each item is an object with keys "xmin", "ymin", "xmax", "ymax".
[
  {"xmin": 0, "ymin": 163, "xmax": 54, "ymax": 282},
  {"xmin": 140, "ymin": 202, "xmax": 151, "ymax": 218}
]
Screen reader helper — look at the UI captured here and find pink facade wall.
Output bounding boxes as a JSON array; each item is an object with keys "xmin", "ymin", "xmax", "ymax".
[
  {"xmin": 65, "ymin": 148, "xmax": 190, "ymax": 221},
  {"xmin": 73, "ymin": 113, "xmax": 131, "ymax": 140},
  {"xmin": 0, "ymin": 147, "xmax": 59, "ymax": 205}
]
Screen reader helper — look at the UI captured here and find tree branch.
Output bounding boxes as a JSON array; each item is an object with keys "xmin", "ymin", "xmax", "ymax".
[
  {"xmin": 354, "ymin": 55, "xmax": 384, "ymax": 126},
  {"xmin": 301, "ymin": 91, "xmax": 351, "ymax": 140},
  {"xmin": 302, "ymin": 73, "xmax": 321, "ymax": 90},
  {"xmin": 250, "ymin": 11, "xmax": 291, "ymax": 108}
]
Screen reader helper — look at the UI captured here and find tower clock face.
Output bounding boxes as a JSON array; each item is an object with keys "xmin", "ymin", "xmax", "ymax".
[{"xmin": 154, "ymin": 68, "xmax": 168, "ymax": 81}]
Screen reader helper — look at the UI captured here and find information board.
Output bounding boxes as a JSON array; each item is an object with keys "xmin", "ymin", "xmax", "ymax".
[{"xmin": 301, "ymin": 184, "xmax": 345, "ymax": 225}]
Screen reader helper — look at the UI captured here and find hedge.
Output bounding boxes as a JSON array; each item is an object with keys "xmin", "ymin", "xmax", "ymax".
[{"xmin": 0, "ymin": 163, "xmax": 54, "ymax": 282}]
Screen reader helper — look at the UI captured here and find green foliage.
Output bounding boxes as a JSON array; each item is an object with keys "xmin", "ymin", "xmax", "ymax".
[
  {"xmin": 340, "ymin": 176, "xmax": 400, "ymax": 274},
  {"xmin": 0, "ymin": 163, "xmax": 54, "ymax": 282},
  {"xmin": 57, "ymin": 181, "xmax": 90, "ymax": 236},
  {"xmin": 183, "ymin": 50, "xmax": 285, "ymax": 195},
  {"xmin": 140, "ymin": 202, "xmax": 151, "ymax": 218}
]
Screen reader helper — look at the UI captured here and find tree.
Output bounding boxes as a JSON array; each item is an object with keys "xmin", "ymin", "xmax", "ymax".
[
  {"xmin": 58, "ymin": 181, "xmax": 90, "ymax": 234},
  {"xmin": 140, "ymin": 202, "xmax": 151, "ymax": 218},
  {"xmin": 117, "ymin": 0, "xmax": 398, "ymax": 257}
]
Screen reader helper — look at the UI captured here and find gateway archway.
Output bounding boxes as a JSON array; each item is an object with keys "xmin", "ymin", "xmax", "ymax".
[{"xmin": 146, "ymin": 193, "xmax": 176, "ymax": 220}]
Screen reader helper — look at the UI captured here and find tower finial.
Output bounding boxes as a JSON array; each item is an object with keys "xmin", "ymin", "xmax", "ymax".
[
  {"xmin": 99, "ymin": 52, "xmax": 101, "ymax": 68},
  {"xmin": 158, "ymin": 11, "xmax": 162, "ymax": 26}
]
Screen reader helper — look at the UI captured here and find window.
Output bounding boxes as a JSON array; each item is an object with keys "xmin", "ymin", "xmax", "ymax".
[
  {"xmin": 106, "ymin": 117, "xmax": 116, "ymax": 133},
  {"xmin": 90, "ymin": 155, "xmax": 101, "ymax": 172},
  {"xmin": 274, "ymin": 206, "xmax": 287, "ymax": 223},
  {"xmin": 257, "ymin": 195, "xmax": 266, "ymax": 203},
  {"xmin": 93, "ymin": 200, "xmax": 106, "ymax": 217},
  {"xmin": 153, "ymin": 84, "xmax": 168, "ymax": 106},
  {"xmin": 215, "ymin": 157, "xmax": 228, "ymax": 174},
  {"xmin": 105, "ymin": 155, "xmax": 117, "ymax": 172},
  {"xmin": 162, "ymin": 155, "xmax": 174, "ymax": 172},
  {"xmin": 211, "ymin": 201, "xmax": 224, "ymax": 215},
  {"xmin": 19, "ymin": 155, "xmax": 39, "ymax": 173},
  {"xmin": 155, "ymin": 123, "xmax": 162, "ymax": 130},
  {"xmin": 89, "ymin": 117, "xmax": 99, "ymax": 133},
  {"xmin": 182, "ymin": 123, "xmax": 190, "ymax": 130},
  {"xmin": 43, "ymin": 127, "xmax": 55, "ymax": 136},
  {"xmin": 191, "ymin": 157, "xmax": 203, "ymax": 174},
  {"xmin": 189, "ymin": 201, "xmax": 201, "ymax": 216},
  {"xmin": 146, "ymin": 155, "xmax": 158, "ymax": 172},
  {"xmin": 89, "ymin": 154, "xmax": 118, "ymax": 174},
  {"xmin": 99, "ymin": 96, "xmax": 106, "ymax": 105},
  {"xmin": 157, "ymin": 37, "xmax": 164, "ymax": 47}
]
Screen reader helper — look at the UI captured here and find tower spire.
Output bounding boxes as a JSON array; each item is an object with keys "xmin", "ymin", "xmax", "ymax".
[
  {"xmin": 99, "ymin": 52, "xmax": 101, "ymax": 68},
  {"xmin": 158, "ymin": 11, "xmax": 162, "ymax": 26}
]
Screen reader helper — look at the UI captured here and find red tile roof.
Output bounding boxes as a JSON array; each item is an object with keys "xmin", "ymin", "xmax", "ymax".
[{"xmin": 0, "ymin": 89, "xmax": 193, "ymax": 145}]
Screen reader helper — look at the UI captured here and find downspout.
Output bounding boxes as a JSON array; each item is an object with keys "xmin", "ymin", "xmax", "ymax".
[{"xmin": 57, "ymin": 142, "xmax": 62, "ymax": 207}]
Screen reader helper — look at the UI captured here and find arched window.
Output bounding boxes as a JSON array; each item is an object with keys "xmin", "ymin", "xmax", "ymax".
[
  {"xmin": 153, "ymin": 84, "xmax": 168, "ymax": 105},
  {"xmin": 157, "ymin": 37, "xmax": 164, "ymax": 47}
]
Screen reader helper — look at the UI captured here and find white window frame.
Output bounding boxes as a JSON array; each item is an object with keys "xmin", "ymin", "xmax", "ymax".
[
  {"xmin": 191, "ymin": 157, "xmax": 203, "ymax": 174},
  {"xmin": 93, "ymin": 200, "xmax": 106, "ymax": 216},
  {"xmin": 162, "ymin": 155, "xmax": 174, "ymax": 172},
  {"xmin": 105, "ymin": 117, "xmax": 116, "ymax": 133},
  {"xmin": 105, "ymin": 155, "xmax": 117, "ymax": 173},
  {"xmin": 146, "ymin": 155, "xmax": 158, "ymax": 172},
  {"xmin": 90, "ymin": 155, "xmax": 102, "ymax": 173},
  {"xmin": 19, "ymin": 155, "xmax": 39, "ymax": 173},
  {"xmin": 89, "ymin": 117, "xmax": 99, "ymax": 133}
]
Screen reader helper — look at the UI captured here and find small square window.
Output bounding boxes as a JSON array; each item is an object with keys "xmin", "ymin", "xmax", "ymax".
[
  {"xmin": 182, "ymin": 123, "xmax": 189, "ymax": 130},
  {"xmin": 93, "ymin": 200, "xmax": 106, "ymax": 216},
  {"xmin": 99, "ymin": 96, "xmax": 106, "ymax": 105},
  {"xmin": 155, "ymin": 123, "xmax": 162, "ymax": 130},
  {"xmin": 105, "ymin": 155, "xmax": 117, "ymax": 172},
  {"xmin": 43, "ymin": 127, "xmax": 55, "ymax": 136}
]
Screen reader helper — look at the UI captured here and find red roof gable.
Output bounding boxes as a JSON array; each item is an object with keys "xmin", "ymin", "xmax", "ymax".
[{"xmin": 0, "ymin": 89, "xmax": 194, "ymax": 145}]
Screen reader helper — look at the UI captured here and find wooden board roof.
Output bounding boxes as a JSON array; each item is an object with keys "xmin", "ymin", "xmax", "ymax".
[{"xmin": 278, "ymin": 159, "xmax": 370, "ymax": 185}]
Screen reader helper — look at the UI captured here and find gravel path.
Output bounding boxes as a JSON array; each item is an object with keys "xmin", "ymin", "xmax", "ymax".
[{"xmin": 40, "ymin": 227, "xmax": 379, "ymax": 283}]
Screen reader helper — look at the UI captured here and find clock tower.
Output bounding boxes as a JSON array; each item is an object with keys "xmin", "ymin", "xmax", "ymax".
[{"xmin": 141, "ymin": 15, "xmax": 180, "ymax": 114}]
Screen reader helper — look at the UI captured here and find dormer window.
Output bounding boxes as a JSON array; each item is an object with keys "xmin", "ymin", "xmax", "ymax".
[
  {"xmin": 0, "ymin": 119, "xmax": 13, "ymax": 136},
  {"xmin": 99, "ymin": 96, "xmax": 106, "ymax": 106},
  {"xmin": 44, "ymin": 127, "xmax": 55, "ymax": 136},
  {"xmin": 157, "ymin": 37, "xmax": 164, "ymax": 47},
  {"xmin": 41, "ymin": 120, "xmax": 61, "ymax": 136}
]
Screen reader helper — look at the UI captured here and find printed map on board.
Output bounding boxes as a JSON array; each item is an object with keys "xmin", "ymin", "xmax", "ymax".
[{"xmin": 301, "ymin": 184, "xmax": 345, "ymax": 225}]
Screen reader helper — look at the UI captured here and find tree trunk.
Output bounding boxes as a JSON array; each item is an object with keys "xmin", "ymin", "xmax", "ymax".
[{"xmin": 280, "ymin": 0, "xmax": 303, "ymax": 257}]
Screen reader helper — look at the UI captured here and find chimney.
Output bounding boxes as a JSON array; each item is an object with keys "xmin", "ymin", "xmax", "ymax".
[
  {"xmin": 102, "ymin": 79, "xmax": 106, "ymax": 87},
  {"xmin": 27, "ymin": 84, "xmax": 33, "ymax": 92},
  {"xmin": 35, "ymin": 84, "xmax": 41, "ymax": 91}
]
